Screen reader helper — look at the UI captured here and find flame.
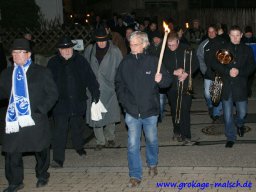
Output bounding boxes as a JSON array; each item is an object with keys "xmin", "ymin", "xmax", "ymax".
[
  {"xmin": 185, "ymin": 22, "xmax": 189, "ymax": 29},
  {"xmin": 163, "ymin": 21, "xmax": 170, "ymax": 33}
]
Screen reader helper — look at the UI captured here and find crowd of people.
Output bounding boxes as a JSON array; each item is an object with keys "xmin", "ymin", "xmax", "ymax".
[{"xmin": 1, "ymin": 13, "xmax": 256, "ymax": 191}]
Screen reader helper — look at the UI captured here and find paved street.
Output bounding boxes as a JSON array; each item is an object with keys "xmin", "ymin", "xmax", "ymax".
[{"xmin": 0, "ymin": 74, "xmax": 256, "ymax": 191}]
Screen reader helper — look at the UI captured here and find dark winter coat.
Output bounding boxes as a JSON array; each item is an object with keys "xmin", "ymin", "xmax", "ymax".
[
  {"xmin": 47, "ymin": 52, "xmax": 100, "ymax": 116},
  {"xmin": 163, "ymin": 43, "xmax": 198, "ymax": 92},
  {"xmin": 0, "ymin": 63, "xmax": 58, "ymax": 152},
  {"xmin": 212, "ymin": 42, "xmax": 256, "ymax": 101}
]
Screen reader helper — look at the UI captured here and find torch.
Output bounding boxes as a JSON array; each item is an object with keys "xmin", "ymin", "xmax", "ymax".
[{"xmin": 157, "ymin": 21, "xmax": 171, "ymax": 73}]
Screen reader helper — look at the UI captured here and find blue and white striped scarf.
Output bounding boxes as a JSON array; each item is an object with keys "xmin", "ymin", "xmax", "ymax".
[{"xmin": 5, "ymin": 58, "xmax": 35, "ymax": 133}]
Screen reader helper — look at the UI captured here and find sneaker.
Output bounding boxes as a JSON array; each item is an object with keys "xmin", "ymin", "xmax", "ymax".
[
  {"xmin": 127, "ymin": 178, "xmax": 141, "ymax": 188},
  {"xmin": 76, "ymin": 149, "xmax": 87, "ymax": 156},
  {"xmin": 148, "ymin": 166, "xmax": 158, "ymax": 176},
  {"xmin": 94, "ymin": 145, "xmax": 104, "ymax": 151},
  {"xmin": 105, "ymin": 140, "xmax": 115, "ymax": 148},
  {"xmin": 50, "ymin": 160, "xmax": 63, "ymax": 168}
]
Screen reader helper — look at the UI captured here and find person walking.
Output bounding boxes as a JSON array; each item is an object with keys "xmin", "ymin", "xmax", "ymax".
[
  {"xmin": 212, "ymin": 25, "xmax": 256, "ymax": 148},
  {"xmin": 48, "ymin": 36, "xmax": 100, "ymax": 167},
  {"xmin": 84, "ymin": 28, "xmax": 123, "ymax": 151},
  {"xmin": 115, "ymin": 31, "xmax": 172, "ymax": 187},
  {"xmin": 0, "ymin": 38, "xmax": 58, "ymax": 191}
]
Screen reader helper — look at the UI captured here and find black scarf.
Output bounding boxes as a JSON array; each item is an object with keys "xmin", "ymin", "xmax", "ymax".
[{"xmin": 96, "ymin": 42, "xmax": 109, "ymax": 64}]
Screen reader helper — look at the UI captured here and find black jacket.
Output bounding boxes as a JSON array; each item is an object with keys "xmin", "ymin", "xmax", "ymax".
[
  {"xmin": 115, "ymin": 53, "xmax": 172, "ymax": 119},
  {"xmin": 162, "ymin": 43, "xmax": 198, "ymax": 92},
  {"xmin": 0, "ymin": 63, "xmax": 58, "ymax": 152},
  {"xmin": 204, "ymin": 36, "xmax": 225, "ymax": 80},
  {"xmin": 47, "ymin": 52, "xmax": 100, "ymax": 116},
  {"xmin": 212, "ymin": 42, "xmax": 256, "ymax": 101}
]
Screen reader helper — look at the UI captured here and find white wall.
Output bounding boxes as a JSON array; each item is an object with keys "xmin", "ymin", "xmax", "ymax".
[{"xmin": 35, "ymin": 0, "xmax": 63, "ymax": 24}]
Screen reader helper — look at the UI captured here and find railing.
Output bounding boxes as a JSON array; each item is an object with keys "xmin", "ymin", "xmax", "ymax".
[{"xmin": 1, "ymin": 25, "xmax": 93, "ymax": 55}]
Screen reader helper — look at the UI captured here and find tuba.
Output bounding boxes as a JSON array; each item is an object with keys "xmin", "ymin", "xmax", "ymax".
[{"xmin": 209, "ymin": 49, "xmax": 234, "ymax": 105}]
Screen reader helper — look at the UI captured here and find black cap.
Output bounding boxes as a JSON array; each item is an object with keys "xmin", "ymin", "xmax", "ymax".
[
  {"xmin": 151, "ymin": 31, "xmax": 163, "ymax": 39},
  {"xmin": 11, "ymin": 38, "xmax": 31, "ymax": 52},
  {"xmin": 245, "ymin": 26, "xmax": 253, "ymax": 33},
  {"xmin": 94, "ymin": 28, "xmax": 109, "ymax": 42},
  {"xmin": 57, "ymin": 36, "xmax": 76, "ymax": 48}
]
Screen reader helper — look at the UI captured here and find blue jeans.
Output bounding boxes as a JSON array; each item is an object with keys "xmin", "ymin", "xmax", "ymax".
[
  {"xmin": 222, "ymin": 97, "xmax": 247, "ymax": 141},
  {"xmin": 125, "ymin": 113, "xmax": 158, "ymax": 180},
  {"xmin": 204, "ymin": 79, "xmax": 222, "ymax": 116},
  {"xmin": 159, "ymin": 93, "xmax": 166, "ymax": 119}
]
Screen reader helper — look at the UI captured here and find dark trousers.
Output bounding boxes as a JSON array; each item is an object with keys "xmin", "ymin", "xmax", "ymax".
[
  {"xmin": 5, "ymin": 148, "xmax": 50, "ymax": 185},
  {"xmin": 168, "ymin": 89, "xmax": 192, "ymax": 139},
  {"xmin": 52, "ymin": 115, "xmax": 84, "ymax": 163}
]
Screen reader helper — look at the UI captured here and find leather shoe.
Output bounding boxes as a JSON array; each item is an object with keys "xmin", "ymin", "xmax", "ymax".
[
  {"xmin": 225, "ymin": 141, "xmax": 234, "ymax": 148},
  {"xmin": 3, "ymin": 183, "xmax": 24, "ymax": 192},
  {"xmin": 50, "ymin": 160, "xmax": 63, "ymax": 168},
  {"xmin": 76, "ymin": 149, "xmax": 87, "ymax": 156},
  {"xmin": 94, "ymin": 145, "xmax": 104, "ymax": 151},
  {"xmin": 36, "ymin": 178, "xmax": 49, "ymax": 188},
  {"xmin": 237, "ymin": 126, "xmax": 245, "ymax": 137}
]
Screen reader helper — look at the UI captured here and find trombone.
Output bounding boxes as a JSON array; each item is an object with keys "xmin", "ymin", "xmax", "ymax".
[{"xmin": 175, "ymin": 49, "xmax": 193, "ymax": 124}]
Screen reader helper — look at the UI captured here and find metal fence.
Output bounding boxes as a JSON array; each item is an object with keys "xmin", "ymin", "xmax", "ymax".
[{"xmin": 1, "ymin": 25, "xmax": 93, "ymax": 55}]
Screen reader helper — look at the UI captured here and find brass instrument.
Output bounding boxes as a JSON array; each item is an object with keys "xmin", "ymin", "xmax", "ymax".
[
  {"xmin": 175, "ymin": 49, "xmax": 192, "ymax": 124},
  {"xmin": 186, "ymin": 50, "xmax": 193, "ymax": 95},
  {"xmin": 209, "ymin": 49, "xmax": 234, "ymax": 105},
  {"xmin": 216, "ymin": 49, "xmax": 234, "ymax": 64}
]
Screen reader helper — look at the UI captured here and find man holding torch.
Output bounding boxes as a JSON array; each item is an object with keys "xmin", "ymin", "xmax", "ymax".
[{"xmin": 115, "ymin": 31, "xmax": 172, "ymax": 187}]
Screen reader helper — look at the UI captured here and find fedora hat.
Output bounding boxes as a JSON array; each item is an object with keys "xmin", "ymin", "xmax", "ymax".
[
  {"xmin": 11, "ymin": 38, "xmax": 31, "ymax": 52},
  {"xmin": 57, "ymin": 36, "xmax": 76, "ymax": 48},
  {"xmin": 94, "ymin": 28, "xmax": 109, "ymax": 42}
]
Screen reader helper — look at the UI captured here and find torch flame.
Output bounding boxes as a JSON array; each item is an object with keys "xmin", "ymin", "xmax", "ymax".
[{"xmin": 163, "ymin": 21, "xmax": 170, "ymax": 33}]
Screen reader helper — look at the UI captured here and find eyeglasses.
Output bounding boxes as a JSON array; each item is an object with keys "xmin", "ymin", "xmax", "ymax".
[
  {"xmin": 12, "ymin": 50, "xmax": 28, "ymax": 54},
  {"xmin": 130, "ymin": 42, "xmax": 143, "ymax": 47}
]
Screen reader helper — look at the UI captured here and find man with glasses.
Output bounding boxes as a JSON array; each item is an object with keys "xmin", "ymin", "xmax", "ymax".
[
  {"xmin": 115, "ymin": 31, "xmax": 171, "ymax": 187},
  {"xmin": 0, "ymin": 38, "xmax": 58, "ymax": 191}
]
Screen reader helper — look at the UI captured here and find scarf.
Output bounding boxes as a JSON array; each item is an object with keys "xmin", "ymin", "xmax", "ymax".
[
  {"xmin": 96, "ymin": 42, "xmax": 109, "ymax": 64},
  {"xmin": 5, "ymin": 58, "xmax": 35, "ymax": 134}
]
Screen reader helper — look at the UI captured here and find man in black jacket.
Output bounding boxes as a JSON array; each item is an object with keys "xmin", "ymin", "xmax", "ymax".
[
  {"xmin": 47, "ymin": 36, "xmax": 100, "ymax": 168},
  {"xmin": 0, "ymin": 39, "xmax": 58, "ymax": 191},
  {"xmin": 197, "ymin": 25, "xmax": 225, "ymax": 122},
  {"xmin": 212, "ymin": 25, "xmax": 256, "ymax": 148},
  {"xmin": 163, "ymin": 32, "xmax": 198, "ymax": 145},
  {"xmin": 115, "ymin": 31, "xmax": 172, "ymax": 187}
]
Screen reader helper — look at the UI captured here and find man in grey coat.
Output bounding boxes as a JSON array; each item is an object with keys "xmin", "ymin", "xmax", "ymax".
[
  {"xmin": 84, "ymin": 27, "xmax": 123, "ymax": 151},
  {"xmin": 0, "ymin": 39, "xmax": 58, "ymax": 191}
]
